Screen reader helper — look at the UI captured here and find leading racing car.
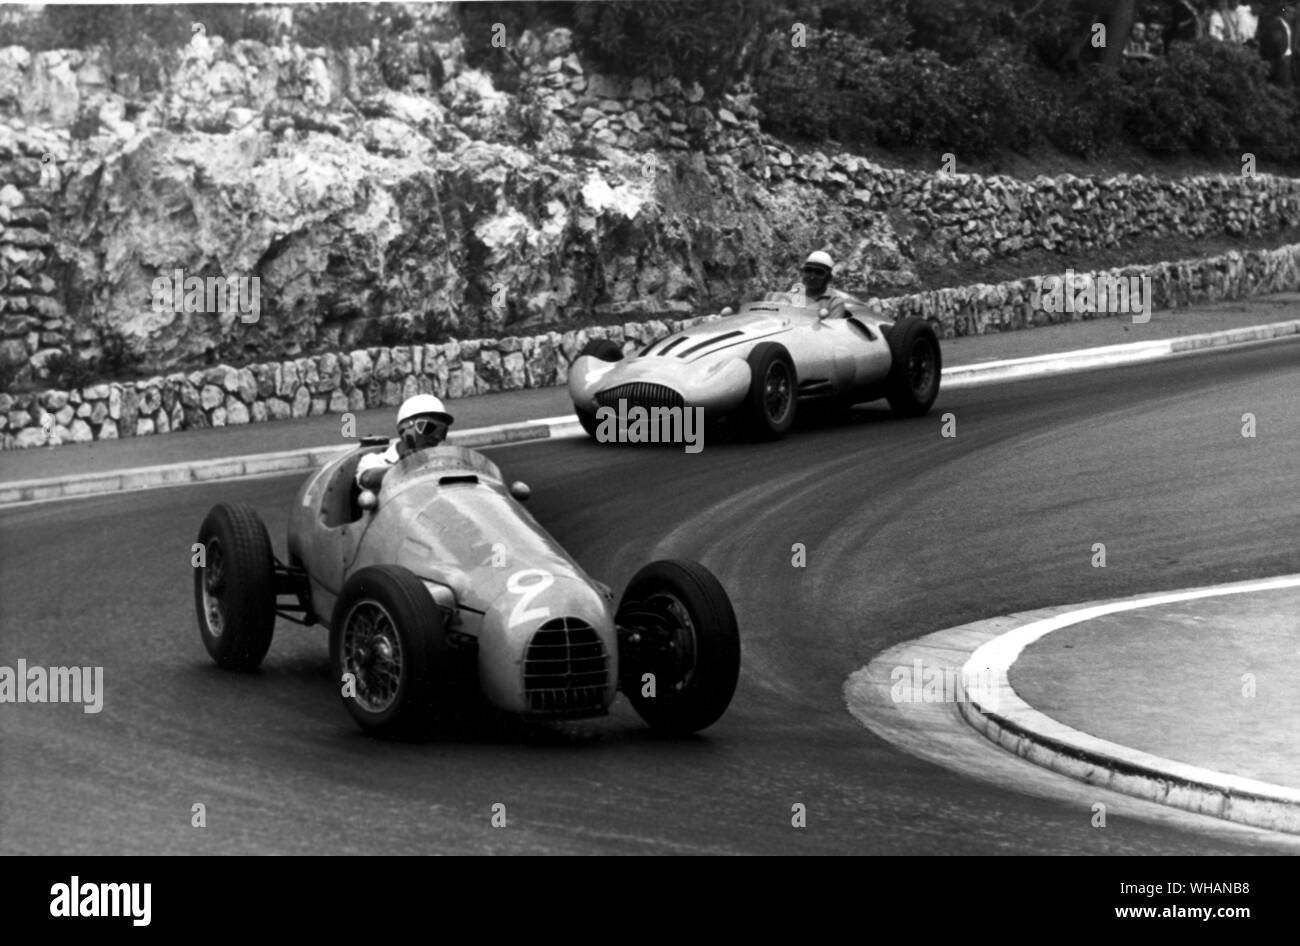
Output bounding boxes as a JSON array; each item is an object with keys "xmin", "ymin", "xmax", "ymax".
[
  {"xmin": 568, "ymin": 291, "xmax": 941, "ymax": 440},
  {"xmin": 193, "ymin": 443, "xmax": 741, "ymax": 738}
]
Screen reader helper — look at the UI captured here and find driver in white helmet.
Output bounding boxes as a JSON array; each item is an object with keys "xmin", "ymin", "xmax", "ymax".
[
  {"xmin": 356, "ymin": 394, "xmax": 454, "ymax": 490},
  {"xmin": 799, "ymin": 250, "xmax": 853, "ymax": 319}
]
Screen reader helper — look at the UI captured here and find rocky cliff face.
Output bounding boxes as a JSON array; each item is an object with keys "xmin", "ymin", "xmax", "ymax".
[{"xmin": 3, "ymin": 19, "xmax": 1300, "ymax": 390}]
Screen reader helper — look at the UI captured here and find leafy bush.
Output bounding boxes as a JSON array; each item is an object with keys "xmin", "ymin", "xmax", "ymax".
[
  {"xmin": 42, "ymin": 352, "xmax": 100, "ymax": 390},
  {"xmin": 1109, "ymin": 41, "xmax": 1300, "ymax": 160},
  {"xmin": 459, "ymin": 1, "xmax": 776, "ymax": 96},
  {"xmin": 40, "ymin": 328, "xmax": 144, "ymax": 390},
  {"xmin": 1045, "ymin": 66, "xmax": 1131, "ymax": 158},
  {"xmin": 757, "ymin": 30, "xmax": 1051, "ymax": 156},
  {"xmin": 98, "ymin": 328, "xmax": 142, "ymax": 379}
]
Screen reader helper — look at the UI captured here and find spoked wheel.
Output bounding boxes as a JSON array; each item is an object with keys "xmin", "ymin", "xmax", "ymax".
[
  {"xmin": 338, "ymin": 600, "xmax": 406, "ymax": 716},
  {"xmin": 194, "ymin": 503, "xmax": 276, "ymax": 670},
  {"xmin": 330, "ymin": 565, "xmax": 447, "ymax": 738},
  {"xmin": 884, "ymin": 317, "xmax": 942, "ymax": 417},
  {"xmin": 742, "ymin": 342, "xmax": 797, "ymax": 439},
  {"xmin": 617, "ymin": 559, "xmax": 740, "ymax": 734}
]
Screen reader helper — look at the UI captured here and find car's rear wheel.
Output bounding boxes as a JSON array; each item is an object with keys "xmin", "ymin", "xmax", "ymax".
[
  {"xmin": 575, "ymin": 339, "xmax": 623, "ymax": 440},
  {"xmin": 194, "ymin": 503, "xmax": 276, "ymax": 670},
  {"xmin": 617, "ymin": 559, "xmax": 740, "ymax": 735},
  {"xmin": 884, "ymin": 317, "xmax": 941, "ymax": 417},
  {"xmin": 330, "ymin": 565, "xmax": 448, "ymax": 738},
  {"xmin": 741, "ymin": 342, "xmax": 797, "ymax": 439}
]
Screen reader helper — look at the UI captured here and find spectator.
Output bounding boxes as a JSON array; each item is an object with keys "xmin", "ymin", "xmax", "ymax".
[
  {"xmin": 1209, "ymin": 0, "xmax": 1246, "ymax": 39},
  {"xmin": 1258, "ymin": 2, "xmax": 1293, "ymax": 87},
  {"xmin": 1124, "ymin": 22, "xmax": 1157, "ymax": 59},
  {"xmin": 1145, "ymin": 20, "xmax": 1168, "ymax": 53},
  {"xmin": 1234, "ymin": 2, "xmax": 1260, "ymax": 43},
  {"xmin": 1209, "ymin": 1, "xmax": 1230, "ymax": 38}
]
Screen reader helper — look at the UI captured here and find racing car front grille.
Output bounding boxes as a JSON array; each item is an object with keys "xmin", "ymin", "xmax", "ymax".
[
  {"xmin": 523, "ymin": 617, "xmax": 608, "ymax": 717},
  {"xmin": 594, "ymin": 383, "xmax": 684, "ymax": 412}
]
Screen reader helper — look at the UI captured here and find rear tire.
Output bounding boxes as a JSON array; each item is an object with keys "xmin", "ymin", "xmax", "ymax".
[
  {"xmin": 194, "ymin": 503, "xmax": 276, "ymax": 671},
  {"xmin": 884, "ymin": 317, "xmax": 941, "ymax": 417},
  {"xmin": 741, "ymin": 342, "xmax": 797, "ymax": 440},
  {"xmin": 617, "ymin": 559, "xmax": 741, "ymax": 735},
  {"xmin": 330, "ymin": 565, "xmax": 448, "ymax": 738}
]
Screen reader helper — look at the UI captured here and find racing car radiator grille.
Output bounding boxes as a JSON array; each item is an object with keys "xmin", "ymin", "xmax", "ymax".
[
  {"xmin": 594, "ymin": 383, "xmax": 684, "ymax": 412},
  {"xmin": 523, "ymin": 618, "xmax": 608, "ymax": 717}
]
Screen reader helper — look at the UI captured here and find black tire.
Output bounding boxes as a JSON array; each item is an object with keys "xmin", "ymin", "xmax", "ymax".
[
  {"xmin": 575, "ymin": 339, "xmax": 622, "ymax": 439},
  {"xmin": 580, "ymin": 338, "xmax": 623, "ymax": 362},
  {"xmin": 741, "ymin": 342, "xmax": 797, "ymax": 439},
  {"xmin": 617, "ymin": 559, "xmax": 740, "ymax": 735},
  {"xmin": 884, "ymin": 317, "xmax": 941, "ymax": 417},
  {"xmin": 194, "ymin": 503, "xmax": 276, "ymax": 671},
  {"xmin": 330, "ymin": 565, "xmax": 448, "ymax": 738},
  {"xmin": 576, "ymin": 405, "xmax": 601, "ymax": 439}
]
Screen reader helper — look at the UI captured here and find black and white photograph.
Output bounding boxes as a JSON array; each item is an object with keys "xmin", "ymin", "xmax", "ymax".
[{"xmin": 0, "ymin": 0, "xmax": 1295, "ymax": 909}]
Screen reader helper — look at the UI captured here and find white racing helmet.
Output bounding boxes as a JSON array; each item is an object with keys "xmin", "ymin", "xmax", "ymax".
[
  {"xmin": 397, "ymin": 394, "xmax": 453, "ymax": 427},
  {"xmin": 396, "ymin": 394, "xmax": 453, "ymax": 450},
  {"xmin": 803, "ymin": 250, "xmax": 835, "ymax": 275}
]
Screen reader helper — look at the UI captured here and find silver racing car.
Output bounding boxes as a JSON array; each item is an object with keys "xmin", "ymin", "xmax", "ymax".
[
  {"xmin": 193, "ymin": 444, "xmax": 741, "ymax": 738},
  {"xmin": 568, "ymin": 293, "xmax": 941, "ymax": 439}
]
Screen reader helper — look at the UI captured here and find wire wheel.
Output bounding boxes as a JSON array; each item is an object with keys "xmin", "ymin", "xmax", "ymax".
[
  {"xmin": 340, "ymin": 600, "xmax": 405, "ymax": 714},
  {"xmin": 763, "ymin": 360, "xmax": 793, "ymax": 425}
]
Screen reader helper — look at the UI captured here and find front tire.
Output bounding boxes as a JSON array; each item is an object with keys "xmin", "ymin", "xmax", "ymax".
[
  {"xmin": 884, "ymin": 317, "xmax": 941, "ymax": 417},
  {"xmin": 574, "ymin": 339, "xmax": 623, "ymax": 440},
  {"xmin": 576, "ymin": 406, "xmax": 601, "ymax": 439},
  {"xmin": 330, "ymin": 565, "xmax": 448, "ymax": 738},
  {"xmin": 617, "ymin": 559, "xmax": 740, "ymax": 734},
  {"xmin": 194, "ymin": 503, "xmax": 276, "ymax": 670},
  {"xmin": 741, "ymin": 342, "xmax": 797, "ymax": 440}
]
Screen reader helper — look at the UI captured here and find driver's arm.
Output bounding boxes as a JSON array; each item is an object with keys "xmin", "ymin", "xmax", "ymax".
[
  {"xmin": 358, "ymin": 465, "xmax": 388, "ymax": 491},
  {"xmin": 819, "ymin": 293, "xmax": 848, "ymax": 320},
  {"xmin": 355, "ymin": 446, "xmax": 397, "ymax": 491}
]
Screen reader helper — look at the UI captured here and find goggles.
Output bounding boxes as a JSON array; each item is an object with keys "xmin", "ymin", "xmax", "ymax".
[{"xmin": 399, "ymin": 416, "xmax": 448, "ymax": 443}]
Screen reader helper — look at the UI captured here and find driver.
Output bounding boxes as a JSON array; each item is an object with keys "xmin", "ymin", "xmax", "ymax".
[
  {"xmin": 356, "ymin": 394, "xmax": 454, "ymax": 491},
  {"xmin": 799, "ymin": 250, "xmax": 853, "ymax": 320}
]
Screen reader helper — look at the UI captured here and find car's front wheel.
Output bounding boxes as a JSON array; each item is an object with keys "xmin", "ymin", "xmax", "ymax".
[
  {"xmin": 576, "ymin": 406, "xmax": 601, "ymax": 439},
  {"xmin": 574, "ymin": 338, "xmax": 623, "ymax": 440},
  {"xmin": 884, "ymin": 317, "xmax": 941, "ymax": 417},
  {"xmin": 617, "ymin": 559, "xmax": 740, "ymax": 735},
  {"xmin": 330, "ymin": 565, "xmax": 448, "ymax": 738},
  {"xmin": 741, "ymin": 342, "xmax": 797, "ymax": 439},
  {"xmin": 194, "ymin": 503, "xmax": 276, "ymax": 670}
]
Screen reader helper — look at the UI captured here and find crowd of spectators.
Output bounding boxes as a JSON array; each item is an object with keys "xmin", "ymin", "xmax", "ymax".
[{"xmin": 1123, "ymin": 1, "xmax": 1268, "ymax": 60}]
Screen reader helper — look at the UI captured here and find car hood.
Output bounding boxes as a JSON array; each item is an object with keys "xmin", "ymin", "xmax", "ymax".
[
  {"xmin": 639, "ymin": 309, "xmax": 794, "ymax": 363},
  {"xmin": 360, "ymin": 447, "xmax": 593, "ymax": 612}
]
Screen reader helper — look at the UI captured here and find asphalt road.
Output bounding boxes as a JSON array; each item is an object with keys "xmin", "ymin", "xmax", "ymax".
[{"xmin": 2, "ymin": 339, "xmax": 1297, "ymax": 854}]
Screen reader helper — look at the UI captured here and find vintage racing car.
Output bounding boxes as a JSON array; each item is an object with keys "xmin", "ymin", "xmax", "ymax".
[
  {"xmin": 568, "ymin": 292, "xmax": 941, "ymax": 439},
  {"xmin": 193, "ymin": 443, "xmax": 741, "ymax": 738}
]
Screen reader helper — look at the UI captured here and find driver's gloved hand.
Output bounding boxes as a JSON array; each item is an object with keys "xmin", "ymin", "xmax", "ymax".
[{"xmin": 358, "ymin": 466, "xmax": 388, "ymax": 492}]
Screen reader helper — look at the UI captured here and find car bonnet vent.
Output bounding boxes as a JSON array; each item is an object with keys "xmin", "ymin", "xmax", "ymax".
[{"xmin": 438, "ymin": 474, "xmax": 479, "ymax": 486}]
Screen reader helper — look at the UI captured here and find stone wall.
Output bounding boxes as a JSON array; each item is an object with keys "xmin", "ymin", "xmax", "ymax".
[
  {"xmin": 0, "ymin": 123, "xmax": 67, "ymax": 381},
  {"xmin": 4, "ymin": 244, "xmax": 1297, "ymax": 449},
  {"xmin": 5, "ymin": 29, "xmax": 1300, "ymax": 390}
]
